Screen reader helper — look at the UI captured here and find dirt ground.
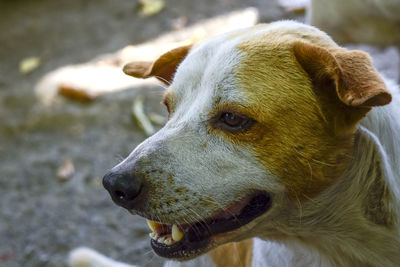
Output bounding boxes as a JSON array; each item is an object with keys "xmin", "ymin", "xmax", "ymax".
[{"xmin": 0, "ymin": 1, "xmax": 301, "ymax": 266}]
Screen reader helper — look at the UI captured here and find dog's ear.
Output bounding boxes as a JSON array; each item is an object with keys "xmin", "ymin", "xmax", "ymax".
[
  {"xmin": 293, "ymin": 41, "xmax": 391, "ymax": 133},
  {"xmin": 123, "ymin": 45, "xmax": 191, "ymax": 85}
]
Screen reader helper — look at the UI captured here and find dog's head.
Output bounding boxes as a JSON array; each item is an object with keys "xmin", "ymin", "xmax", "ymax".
[{"xmin": 103, "ymin": 21, "xmax": 391, "ymax": 260}]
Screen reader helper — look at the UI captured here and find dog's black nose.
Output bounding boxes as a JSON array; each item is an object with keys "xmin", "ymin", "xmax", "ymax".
[{"xmin": 102, "ymin": 169, "xmax": 142, "ymax": 210}]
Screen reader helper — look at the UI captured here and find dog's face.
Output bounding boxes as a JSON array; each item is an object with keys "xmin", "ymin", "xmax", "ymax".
[{"xmin": 103, "ymin": 21, "xmax": 391, "ymax": 260}]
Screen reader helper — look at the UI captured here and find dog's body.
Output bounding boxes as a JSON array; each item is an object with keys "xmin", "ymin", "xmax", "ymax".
[
  {"xmin": 307, "ymin": 0, "xmax": 400, "ymax": 46},
  {"xmin": 70, "ymin": 21, "xmax": 400, "ymax": 267}
]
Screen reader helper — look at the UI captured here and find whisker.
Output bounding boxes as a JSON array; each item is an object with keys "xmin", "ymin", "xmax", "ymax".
[
  {"xmin": 146, "ymin": 251, "xmax": 158, "ymax": 265},
  {"xmin": 114, "ymin": 154, "xmax": 126, "ymax": 163},
  {"xmin": 187, "ymin": 207, "xmax": 210, "ymax": 236},
  {"xmin": 307, "ymin": 160, "xmax": 313, "ymax": 181},
  {"xmin": 310, "ymin": 158, "xmax": 336, "ymax": 167},
  {"xmin": 301, "ymin": 193, "xmax": 320, "ymax": 205},
  {"xmin": 143, "ymin": 248, "xmax": 155, "ymax": 257},
  {"xmin": 294, "ymin": 193, "xmax": 303, "ymax": 225},
  {"xmin": 295, "ymin": 149, "xmax": 338, "ymax": 167}
]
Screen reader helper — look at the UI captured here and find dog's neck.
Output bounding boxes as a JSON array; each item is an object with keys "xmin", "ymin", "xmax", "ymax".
[
  {"xmin": 295, "ymin": 106, "xmax": 400, "ymax": 266},
  {"xmin": 307, "ymin": 127, "xmax": 400, "ymax": 266},
  {"xmin": 269, "ymin": 104, "xmax": 400, "ymax": 266}
]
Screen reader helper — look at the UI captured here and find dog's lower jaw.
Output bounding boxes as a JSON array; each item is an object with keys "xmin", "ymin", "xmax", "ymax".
[{"xmin": 148, "ymin": 192, "xmax": 272, "ymax": 260}]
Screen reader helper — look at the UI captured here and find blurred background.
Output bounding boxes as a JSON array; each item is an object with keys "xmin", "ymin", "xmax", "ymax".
[{"xmin": 0, "ymin": 0, "xmax": 399, "ymax": 266}]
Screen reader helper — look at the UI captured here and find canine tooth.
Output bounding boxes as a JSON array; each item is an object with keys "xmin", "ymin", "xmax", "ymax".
[
  {"xmin": 149, "ymin": 232, "xmax": 157, "ymax": 239},
  {"xmin": 164, "ymin": 237, "xmax": 172, "ymax": 246},
  {"xmin": 172, "ymin": 224, "xmax": 184, "ymax": 242},
  {"xmin": 147, "ymin": 220, "xmax": 161, "ymax": 232}
]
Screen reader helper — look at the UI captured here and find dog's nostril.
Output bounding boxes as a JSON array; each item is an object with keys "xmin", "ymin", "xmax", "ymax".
[{"xmin": 115, "ymin": 190, "xmax": 126, "ymax": 200}]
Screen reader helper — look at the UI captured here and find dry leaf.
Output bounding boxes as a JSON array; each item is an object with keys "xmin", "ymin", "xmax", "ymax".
[
  {"xmin": 57, "ymin": 159, "xmax": 75, "ymax": 182},
  {"xmin": 148, "ymin": 112, "xmax": 167, "ymax": 126},
  {"xmin": 171, "ymin": 16, "xmax": 188, "ymax": 31},
  {"xmin": 59, "ymin": 84, "xmax": 96, "ymax": 102},
  {"xmin": 139, "ymin": 0, "xmax": 165, "ymax": 16},
  {"xmin": 132, "ymin": 95, "xmax": 155, "ymax": 136},
  {"xmin": 19, "ymin": 56, "xmax": 41, "ymax": 74},
  {"xmin": 278, "ymin": 0, "xmax": 309, "ymax": 14}
]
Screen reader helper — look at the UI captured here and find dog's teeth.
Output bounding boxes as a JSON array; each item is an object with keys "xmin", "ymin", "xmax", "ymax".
[
  {"xmin": 150, "ymin": 232, "xmax": 159, "ymax": 240},
  {"xmin": 147, "ymin": 220, "xmax": 162, "ymax": 232},
  {"xmin": 172, "ymin": 224, "xmax": 184, "ymax": 242},
  {"xmin": 149, "ymin": 232, "xmax": 156, "ymax": 239},
  {"xmin": 164, "ymin": 237, "xmax": 172, "ymax": 246}
]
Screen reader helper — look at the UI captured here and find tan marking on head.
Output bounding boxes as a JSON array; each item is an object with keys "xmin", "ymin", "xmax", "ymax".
[
  {"xmin": 231, "ymin": 29, "xmax": 390, "ymax": 198},
  {"xmin": 209, "ymin": 239, "xmax": 253, "ymax": 267}
]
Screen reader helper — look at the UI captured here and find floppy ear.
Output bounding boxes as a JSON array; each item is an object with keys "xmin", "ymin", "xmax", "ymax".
[
  {"xmin": 293, "ymin": 41, "xmax": 392, "ymax": 133},
  {"xmin": 123, "ymin": 45, "xmax": 191, "ymax": 85}
]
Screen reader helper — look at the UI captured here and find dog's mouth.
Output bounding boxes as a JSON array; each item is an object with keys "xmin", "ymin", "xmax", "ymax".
[{"xmin": 146, "ymin": 192, "xmax": 271, "ymax": 260}]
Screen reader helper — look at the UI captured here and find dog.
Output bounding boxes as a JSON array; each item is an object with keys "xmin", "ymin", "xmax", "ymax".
[{"xmin": 69, "ymin": 21, "xmax": 400, "ymax": 267}]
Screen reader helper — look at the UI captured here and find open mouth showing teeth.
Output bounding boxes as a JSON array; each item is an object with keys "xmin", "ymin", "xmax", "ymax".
[{"xmin": 146, "ymin": 192, "xmax": 271, "ymax": 259}]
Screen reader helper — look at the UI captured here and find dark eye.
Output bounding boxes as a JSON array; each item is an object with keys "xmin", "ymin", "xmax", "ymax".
[
  {"xmin": 221, "ymin": 112, "xmax": 244, "ymax": 127},
  {"xmin": 213, "ymin": 111, "xmax": 255, "ymax": 132}
]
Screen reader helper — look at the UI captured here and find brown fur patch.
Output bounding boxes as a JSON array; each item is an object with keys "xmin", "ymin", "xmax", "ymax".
[
  {"xmin": 293, "ymin": 43, "xmax": 391, "ymax": 103},
  {"xmin": 209, "ymin": 239, "xmax": 253, "ymax": 267},
  {"xmin": 233, "ymin": 33, "xmax": 356, "ymax": 198},
  {"xmin": 333, "ymin": 49, "xmax": 391, "ymax": 107}
]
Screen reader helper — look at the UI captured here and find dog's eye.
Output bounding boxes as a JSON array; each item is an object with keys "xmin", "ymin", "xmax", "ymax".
[
  {"xmin": 221, "ymin": 112, "xmax": 243, "ymax": 127},
  {"xmin": 214, "ymin": 111, "xmax": 255, "ymax": 132}
]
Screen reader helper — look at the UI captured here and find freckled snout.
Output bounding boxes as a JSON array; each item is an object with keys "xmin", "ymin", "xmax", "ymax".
[{"xmin": 102, "ymin": 167, "xmax": 143, "ymax": 210}]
